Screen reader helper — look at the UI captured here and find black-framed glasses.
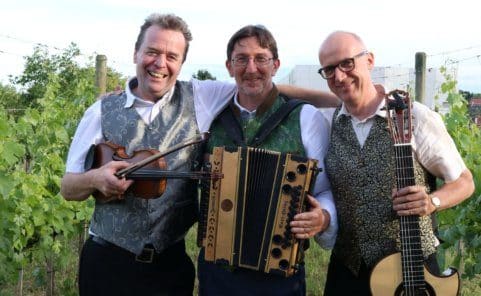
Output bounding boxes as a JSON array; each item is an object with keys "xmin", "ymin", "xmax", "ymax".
[
  {"xmin": 318, "ymin": 50, "xmax": 369, "ymax": 79},
  {"xmin": 231, "ymin": 56, "xmax": 274, "ymax": 67}
]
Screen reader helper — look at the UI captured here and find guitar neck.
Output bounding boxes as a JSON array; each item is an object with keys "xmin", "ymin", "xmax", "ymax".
[{"xmin": 395, "ymin": 144, "xmax": 426, "ymax": 291}]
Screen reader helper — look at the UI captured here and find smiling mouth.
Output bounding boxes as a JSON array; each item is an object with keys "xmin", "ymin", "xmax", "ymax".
[
  {"xmin": 244, "ymin": 76, "xmax": 262, "ymax": 83},
  {"xmin": 148, "ymin": 70, "xmax": 168, "ymax": 79}
]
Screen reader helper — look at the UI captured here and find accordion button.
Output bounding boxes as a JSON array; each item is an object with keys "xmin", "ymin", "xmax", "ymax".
[
  {"xmin": 272, "ymin": 235, "xmax": 283, "ymax": 245},
  {"xmin": 282, "ymin": 184, "xmax": 292, "ymax": 194},
  {"xmin": 286, "ymin": 171, "xmax": 297, "ymax": 182},
  {"xmin": 279, "ymin": 259, "xmax": 289, "ymax": 270},
  {"xmin": 297, "ymin": 164, "xmax": 307, "ymax": 174},
  {"xmin": 271, "ymin": 248, "xmax": 282, "ymax": 259}
]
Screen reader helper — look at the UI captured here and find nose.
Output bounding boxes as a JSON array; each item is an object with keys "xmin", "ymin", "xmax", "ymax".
[
  {"xmin": 333, "ymin": 66, "xmax": 347, "ymax": 82},
  {"xmin": 245, "ymin": 58, "xmax": 258, "ymax": 72},
  {"xmin": 154, "ymin": 55, "xmax": 167, "ymax": 67}
]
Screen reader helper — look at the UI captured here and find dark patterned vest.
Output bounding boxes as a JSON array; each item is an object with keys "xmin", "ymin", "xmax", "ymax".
[
  {"xmin": 325, "ymin": 108, "xmax": 438, "ymax": 275},
  {"xmin": 90, "ymin": 80, "xmax": 200, "ymax": 255}
]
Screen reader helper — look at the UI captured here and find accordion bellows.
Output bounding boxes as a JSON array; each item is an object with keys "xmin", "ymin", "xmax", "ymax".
[{"xmin": 198, "ymin": 146, "xmax": 318, "ymax": 277}]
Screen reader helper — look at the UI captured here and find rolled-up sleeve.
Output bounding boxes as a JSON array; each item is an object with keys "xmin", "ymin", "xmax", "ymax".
[{"xmin": 411, "ymin": 102, "xmax": 467, "ymax": 182}]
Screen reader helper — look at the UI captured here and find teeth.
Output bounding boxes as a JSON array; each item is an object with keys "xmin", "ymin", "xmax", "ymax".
[{"xmin": 148, "ymin": 71, "xmax": 167, "ymax": 79}]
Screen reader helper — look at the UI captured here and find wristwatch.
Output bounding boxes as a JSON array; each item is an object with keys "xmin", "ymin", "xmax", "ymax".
[{"xmin": 430, "ymin": 194, "xmax": 441, "ymax": 211}]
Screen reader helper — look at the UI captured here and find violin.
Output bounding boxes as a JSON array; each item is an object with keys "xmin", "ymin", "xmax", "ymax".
[{"xmin": 85, "ymin": 132, "xmax": 221, "ymax": 202}]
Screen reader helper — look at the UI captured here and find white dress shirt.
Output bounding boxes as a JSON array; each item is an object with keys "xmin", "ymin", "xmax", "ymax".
[
  {"xmin": 320, "ymin": 94, "xmax": 467, "ymax": 183},
  {"xmin": 65, "ymin": 78, "xmax": 236, "ymax": 173},
  {"xmin": 65, "ymin": 80, "xmax": 338, "ymax": 249}
]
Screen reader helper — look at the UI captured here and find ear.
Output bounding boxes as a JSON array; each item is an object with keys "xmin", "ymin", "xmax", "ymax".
[
  {"xmin": 133, "ymin": 51, "xmax": 138, "ymax": 64},
  {"xmin": 271, "ymin": 59, "xmax": 281, "ymax": 76},
  {"xmin": 226, "ymin": 60, "xmax": 234, "ymax": 77},
  {"xmin": 366, "ymin": 52, "xmax": 375, "ymax": 70}
]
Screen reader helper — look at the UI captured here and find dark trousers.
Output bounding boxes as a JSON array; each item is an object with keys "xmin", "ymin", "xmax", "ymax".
[
  {"xmin": 323, "ymin": 254, "xmax": 371, "ymax": 296},
  {"xmin": 79, "ymin": 236, "xmax": 195, "ymax": 296},
  {"xmin": 197, "ymin": 248, "xmax": 306, "ymax": 296},
  {"xmin": 323, "ymin": 253, "xmax": 440, "ymax": 296}
]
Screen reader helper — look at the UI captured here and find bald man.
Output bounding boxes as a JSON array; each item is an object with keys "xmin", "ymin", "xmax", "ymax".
[{"xmin": 316, "ymin": 31, "xmax": 473, "ymax": 295}]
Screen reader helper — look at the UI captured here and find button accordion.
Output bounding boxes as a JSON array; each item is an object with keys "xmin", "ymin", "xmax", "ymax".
[{"xmin": 197, "ymin": 146, "xmax": 319, "ymax": 277}]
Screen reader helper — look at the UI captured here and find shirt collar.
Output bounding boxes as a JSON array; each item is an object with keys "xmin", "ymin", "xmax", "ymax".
[
  {"xmin": 124, "ymin": 77, "xmax": 175, "ymax": 108},
  {"xmin": 232, "ymin": 83, "xmax": 279, "ymax": 119},
  {"xmin": 336, "ymin": 84, "xmax": 389, "ymax": 122},
  {"xmin": 233, "ymin": 93, "xmax": 255, "ymax": 116}
]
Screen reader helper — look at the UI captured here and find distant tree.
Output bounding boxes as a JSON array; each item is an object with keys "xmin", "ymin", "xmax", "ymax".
[
  {"xmin": 459, "ymin": 90, "xmax": 474, "ymax": 101},
  {"xmin": 459, "ymin": 90, "xmax": 481, "ymax": 101},
  {"xmin": 459, "ymin": 90, "xmax": 481, "ymax": 121},
  {"xmin": 10, "ymin": 43, "xmax": 126, "ymax": 110},
  {"xmin": 192, "ymin": 69, "xmax": 216, "ymax": 80},
  {"xmin": 0, "ymin": 83, "xmax": 24, "ymax": 112}
]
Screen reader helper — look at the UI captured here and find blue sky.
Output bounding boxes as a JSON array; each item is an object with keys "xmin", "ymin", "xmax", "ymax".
[{"xmin": 1, "ymin": 0, "xmax": 480, "ymax": 92}]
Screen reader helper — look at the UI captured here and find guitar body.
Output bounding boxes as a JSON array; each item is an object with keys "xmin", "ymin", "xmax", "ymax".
[{"xmin": 370, "ymin": 252, "xmax": 460, "ymax": 295}]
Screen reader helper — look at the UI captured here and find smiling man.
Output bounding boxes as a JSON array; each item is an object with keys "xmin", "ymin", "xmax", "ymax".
[
  {"xmin": 318, "ymin": 31, "xmax": 474, "ymax": 295},
  {"xmin": 60, "ymin": 14, "xmax": 339, "ymax": 296},
  {"xmin": 197, "ymin": 25, "xmax": 337, "ymax": 296},
  {"xmin": 60, "ymin": 14, "xmax": 237, "ymax": 296}
]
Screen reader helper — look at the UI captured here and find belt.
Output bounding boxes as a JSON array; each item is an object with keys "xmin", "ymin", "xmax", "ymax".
[{"xmin": 90, "ymin": 235, "xmax": 157, "ymax": 264}]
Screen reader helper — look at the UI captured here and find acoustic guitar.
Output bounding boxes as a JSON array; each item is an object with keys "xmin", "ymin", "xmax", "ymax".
[{"xmin": 369, "ymin": 90, "xmax": 460, "ymax": 296}]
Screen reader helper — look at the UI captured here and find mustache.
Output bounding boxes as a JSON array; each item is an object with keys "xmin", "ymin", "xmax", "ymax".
[{"xmin": 242, "ymin": 74, "xmax": 264, "ymax": 80}]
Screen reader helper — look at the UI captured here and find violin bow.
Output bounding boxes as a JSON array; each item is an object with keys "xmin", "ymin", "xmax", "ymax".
[{"xmin": 114, "ymin": 132, "xmax": 210, "ymax": 178}]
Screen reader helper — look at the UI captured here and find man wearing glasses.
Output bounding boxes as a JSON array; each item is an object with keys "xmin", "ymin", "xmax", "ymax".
[
  {"xmin": 317, "ymin": 31, "xmax": 474, "ymax": 295},
  {"xmin": 197, "ymin": 25, "xmax": 337, "ymax": 295},
  {"xmin": 61, "ymin": 13, "xmax": 339, "ymax": 295}
]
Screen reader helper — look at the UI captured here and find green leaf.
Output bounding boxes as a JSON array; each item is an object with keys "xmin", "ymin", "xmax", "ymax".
[
  {"xmin": 0, "ymin": 172, "xmax": 14, "ymax": 197},
  {"xmin": 0, "ymin": 118, "xmax": 10, "ymax": 137},
  {"xmin": 0, "ymin": 141, "xmax": 25, "ymax": 166}
]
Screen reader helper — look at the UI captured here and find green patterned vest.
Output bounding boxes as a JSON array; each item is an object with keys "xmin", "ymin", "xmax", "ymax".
[
  {"xmin": 207, "ymin": 89, "xmax": 305, "ymax": 155},
  {"xmin": 325, "ymin": 108, "xmax": 438, "ymax": 275}
]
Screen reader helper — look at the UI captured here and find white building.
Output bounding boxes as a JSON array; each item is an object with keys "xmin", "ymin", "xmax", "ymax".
[{"xmin": 277, "ymin": 65, "xmax": 455, "ymax": 113}]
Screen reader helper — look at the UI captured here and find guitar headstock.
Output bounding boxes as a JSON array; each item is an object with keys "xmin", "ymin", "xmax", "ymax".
[{"xmin": 385, "ymin": 90, "xmax": 412, "ymax": 145}]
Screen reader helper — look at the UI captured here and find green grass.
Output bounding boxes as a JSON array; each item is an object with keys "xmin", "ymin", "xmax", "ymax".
[
  {"xmin": 1, "ymin": 228, "xmax": 480, "ymax": 295},
  {"xmin": 185, "ymin": 227, "xmax": 331, "ymax": 295},
  {"xmin": 186, "ymin": 227, "xmax": 481, "ymax": 295}
]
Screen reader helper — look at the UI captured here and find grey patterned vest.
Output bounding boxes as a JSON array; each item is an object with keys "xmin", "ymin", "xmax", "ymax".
[
  {"xmin": 325, "ymin": 108, "xmax": 438, "ymax": 275},
  {"xmin": 90, "ymin": 80, "xmax": 200, "ymax": 255}
]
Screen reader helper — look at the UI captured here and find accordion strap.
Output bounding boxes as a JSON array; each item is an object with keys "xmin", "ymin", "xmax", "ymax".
[
  {"xmin": 218, "ymin": 96, "xmax": 306, "ymax": 147},
  {"xmin": 218, "ymin": 101, "xmax": 244, "ymax": 147}
]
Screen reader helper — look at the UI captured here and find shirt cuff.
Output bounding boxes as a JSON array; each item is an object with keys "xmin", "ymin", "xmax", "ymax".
[{"xmin": 313, "ymin": 192, "xmax": 338, "ymax": 249}]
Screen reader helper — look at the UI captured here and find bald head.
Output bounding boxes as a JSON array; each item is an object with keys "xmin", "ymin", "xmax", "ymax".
[
  {"xmin": 316, "ymin": 30, "xmax": 377, "ymax": 110},
  {"xmin": 319, "ymin": 31, "xmax": 367, "ymax": 66}
]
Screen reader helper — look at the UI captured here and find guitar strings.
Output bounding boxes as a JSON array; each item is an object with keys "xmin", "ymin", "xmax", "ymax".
[{"xmin": 391, "ymin": 105, "xmax": 424, "ymax": 295}]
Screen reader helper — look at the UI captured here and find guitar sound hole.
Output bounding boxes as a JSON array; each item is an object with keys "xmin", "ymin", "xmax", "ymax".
[{"xmin": 395, "ymin": 282, "xmax": 435, "ymax": 296}]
